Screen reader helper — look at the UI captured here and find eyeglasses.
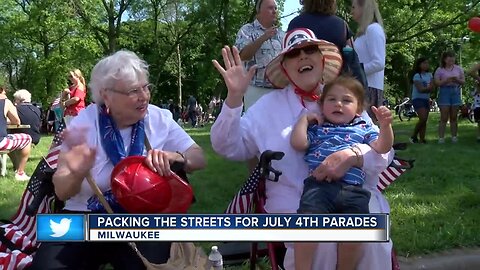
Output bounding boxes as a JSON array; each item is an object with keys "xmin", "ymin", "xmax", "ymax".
[
  {"xmin": 108, "ymin": 83, "xmax": 154, "ymax": 98},
  {"xmin": 284, "ymin": 45, "xmax": 320, "ymax": 59}
]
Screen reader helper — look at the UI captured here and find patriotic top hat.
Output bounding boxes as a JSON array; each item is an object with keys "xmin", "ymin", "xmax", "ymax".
[
  {"xmin": 111, "ymin": 156, "xmax": 193, "ymax": 214},
  {"xmin": 265, "ymin": 28, "xmax": 342, "ymax": 89}
]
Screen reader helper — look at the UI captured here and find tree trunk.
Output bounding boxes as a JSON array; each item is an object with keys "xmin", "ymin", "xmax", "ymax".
[{"xmin": 177, "ymin": 44, "xmax": 182, "ymax": 106}]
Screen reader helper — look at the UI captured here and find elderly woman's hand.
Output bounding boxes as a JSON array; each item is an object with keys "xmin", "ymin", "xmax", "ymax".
[
  {"xmin": 61, "ymin": 127, "xmax": 96, "ymax": 178},
  {"xmin": 311, "ymin": 148, "xmax": 359, "ymax": 182},
  {"xmin": 53, "ymin": 127, "xmax": 96, "ymax": 201},
  {"xmin": 144, "ymin": 149, "xmax": 183, "ymax": 177},
  {"xmin": 58, "ymin": 144, "xmax": 97, "ymax": 180},
  {"xmin": 212, "ymin": 46, "xmax": 256, "ymax": 108}
]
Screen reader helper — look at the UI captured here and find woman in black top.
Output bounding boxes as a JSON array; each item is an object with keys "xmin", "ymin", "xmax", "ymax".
[{"xmin": 13, "ymin": 89, "xmax": 41, "ymax": 145}]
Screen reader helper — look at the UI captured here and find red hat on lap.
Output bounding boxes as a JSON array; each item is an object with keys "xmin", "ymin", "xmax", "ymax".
[{"xmin": 111, "ymin": 156, "xmax": 193, "ymax": 214}]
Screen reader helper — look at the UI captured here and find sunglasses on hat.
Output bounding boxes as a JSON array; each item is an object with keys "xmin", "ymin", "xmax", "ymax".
[{"xmin": 284, "ymin": 45, "xmax": 320, "ymax": 59}]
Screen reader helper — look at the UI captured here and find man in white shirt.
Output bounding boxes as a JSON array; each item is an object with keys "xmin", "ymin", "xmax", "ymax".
[{"xmin": 235, "ymin": 0, "xmax": 285, "ymax": 111}]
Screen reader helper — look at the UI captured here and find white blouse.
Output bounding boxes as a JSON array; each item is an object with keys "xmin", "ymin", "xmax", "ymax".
[
  {"xmin": 63, "ymin": 104, "xmax": 195, "ymax": 212},
  {"xmin": 354, "ymin": 23, "xmax": 386, "ymax": 91}
]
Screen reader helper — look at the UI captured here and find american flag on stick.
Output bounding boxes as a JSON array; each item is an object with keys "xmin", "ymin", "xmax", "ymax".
[
  {"xmin": 377, "ymin": 158, "xmax": 414, "ymax": 192},
  {"xmin": 225, "ymin": 165, "xmax": 262, "ymax": 214},
  {"xmin": 225, "ymin": 157, "xmax": 414, "ymax": 214},
  {"xmin": 50, "ymin": 96, "xmax": 61, "ymax": 109},
  {"xmin": 0, "ymin": 121, "xmax": 66, "ymax": 269}
]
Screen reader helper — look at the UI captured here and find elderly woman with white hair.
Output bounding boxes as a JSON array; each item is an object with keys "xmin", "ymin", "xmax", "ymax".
[
  {"xmin": 0, "ymin": 86, "xmax": 32, "ymax": 181},
  {"xmin": 12, "ymin": 89, "xmax": 41, "ymax": 145},
  {"xmin": 30, "ymin": 50, "xmax": 206, "ymax": 270}
]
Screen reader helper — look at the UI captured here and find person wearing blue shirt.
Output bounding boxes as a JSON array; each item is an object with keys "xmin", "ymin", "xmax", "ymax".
[
  {"xmin": 410, "ymin": 57, "xmax": 434, "ymax": 143},
  {"xmin": 288, "ymin": 0, "xmax": 348, "ymax": 50}
]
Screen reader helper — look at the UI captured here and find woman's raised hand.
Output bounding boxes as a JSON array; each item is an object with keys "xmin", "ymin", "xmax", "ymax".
[
  {"xmin": 57, "ymin": 127, "xmax": 96, "ymax": 181},
  {"xmin": 212, "ymin": 46, "xmax": 256, "ymax": 108}
]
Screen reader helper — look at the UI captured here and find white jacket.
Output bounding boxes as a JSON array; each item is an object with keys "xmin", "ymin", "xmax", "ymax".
[{"xmin": 354, "ymin": 23, "xmax": 386, "ymax": 90}]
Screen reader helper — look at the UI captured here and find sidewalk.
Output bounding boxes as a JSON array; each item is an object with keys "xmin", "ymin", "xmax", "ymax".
[{"xmin": 398, "ymin": 248, "xmax": 480, "ymax": 270}]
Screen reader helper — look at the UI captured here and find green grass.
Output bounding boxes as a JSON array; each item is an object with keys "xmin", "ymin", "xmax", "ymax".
[
  {"xmin": 0, "ymin": 139, "xmax": 51, "ymax": 219},
  {"xmin": 386, "ymin": 112, "xmax": 480, "ymax": 257},
  {"xmin": 0, "ymin": 113, "xmax": 478, "ymax": 265}
]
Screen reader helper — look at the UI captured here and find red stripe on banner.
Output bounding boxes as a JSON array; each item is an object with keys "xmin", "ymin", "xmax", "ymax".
[
  {"xmin": 230, "ymin": 200, "xmax": 236, "ymax": 213},
  {"xmin": 46, "ymin": 148, "xmax": 60, "ymax": 169},
  {"xmin": 21, "ymin": 215, "xmax": 35, "ymax": 246},
  {"xmin": 0, "ymin": 138, "xmax": 8, "ymax": 150},
  {"xmin": 239, "ymin": 196, "xmax": 245, "ymax": 214},
  {"xmin": 226, "ymin": 196, "xmax": 236, "ymax": 214},
  {"xmin": 10, "ymin": 190, "xmax": 31, "ymax": 224},
  {"xmin": 377, "ymin": 179, "xmax": 388, "ymax": 191},
  {"xmin": 30, "ymin": 199, "xmax": 50, "ymax": 246},
  {"xmin": 382, "ymin": 168, "xmax": 397, "ymax": 182},
  {"xmin": 11, "ymin": 194, "xmax": 34, "ymax": 228},
  {"xmin": 4, "ymin": 139, "xmax": 12, "ymax": 150},
  {"xmin": 377, "ymin": 161, "xmax": 410, "ymax": 191}
]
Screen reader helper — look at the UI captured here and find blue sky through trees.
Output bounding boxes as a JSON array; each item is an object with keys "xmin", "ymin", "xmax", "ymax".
[{"xmin": 280, "ymin": 1, "xmax": 302, "ymax": 30}]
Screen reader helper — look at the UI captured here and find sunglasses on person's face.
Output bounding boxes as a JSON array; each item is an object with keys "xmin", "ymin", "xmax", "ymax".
[{"xmin": 284, "ymin": 45, "xmax": 320, "ymax": 59}]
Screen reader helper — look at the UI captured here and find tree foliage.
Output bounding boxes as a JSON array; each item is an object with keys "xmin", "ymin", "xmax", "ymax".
[{"xmin": 0, "ymin": 0, "xmax": 478, "ymax": 108}]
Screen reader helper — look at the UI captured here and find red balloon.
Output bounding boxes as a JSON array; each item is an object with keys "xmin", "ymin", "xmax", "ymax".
[
  {"xmin": 111, "ymin": 156, "xmax": 193, "ymax": 214},
  {"xmin": 468, "ymin": 17, "xmax": 480, "ymax": 33}
]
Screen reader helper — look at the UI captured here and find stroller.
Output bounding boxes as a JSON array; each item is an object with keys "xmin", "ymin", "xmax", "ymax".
[{"xmin": 221, "ymin": 146, "xmax": 414, "ymax": 270}]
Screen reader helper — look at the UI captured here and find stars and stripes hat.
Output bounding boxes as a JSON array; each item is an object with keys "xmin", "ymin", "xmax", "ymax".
[{"xmin": 265, "ymin": 28, "xmax": 342, "ymax": 89}]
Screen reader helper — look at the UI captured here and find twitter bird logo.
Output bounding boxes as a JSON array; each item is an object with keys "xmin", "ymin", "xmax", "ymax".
[
  {"xmin": 37, "ymin": 214, "xmax": 85, "ymax": 241},
  {"xmin": 49, "ymin": 218, "xmax": 72, "ymax": 238}
]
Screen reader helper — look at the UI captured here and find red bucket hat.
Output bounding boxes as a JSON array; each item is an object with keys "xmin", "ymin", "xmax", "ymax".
[
  {"xmin": 111, "ymin": 156, "xmax": 193, "ymax": 214},
  {"xmin": 265, "ymin": 28, "xmax": 342, "ymax": 89}
]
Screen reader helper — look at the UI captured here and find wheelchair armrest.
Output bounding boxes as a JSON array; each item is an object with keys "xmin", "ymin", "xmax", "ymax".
[
  {"xmin": 170, "ymin": 161, "xmax": 196, "ymax": 203},
  {"xmin": 170, "ymin": 161, "xmax": 187, "ymax": 179},
  {"xmin": 392, "ymin": 142, "xmax": 407, "ymax": 151},
  {"xmin": 390, "ymin": 156, "xmax": 415, "ymax": 170},
  {"xmin": 259, "ymin": 151, "xmax": 285, "ymax": 182}
]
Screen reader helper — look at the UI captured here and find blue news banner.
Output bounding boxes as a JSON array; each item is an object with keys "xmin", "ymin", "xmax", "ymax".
[{"xmin": 37, "ymin": 214, "xmax": 389, "ymax": 242}]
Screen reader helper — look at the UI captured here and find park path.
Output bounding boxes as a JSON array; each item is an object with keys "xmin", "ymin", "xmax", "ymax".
[{"xmin": 399, "ymin": 248, "xmax": 480, "ymax": 270}]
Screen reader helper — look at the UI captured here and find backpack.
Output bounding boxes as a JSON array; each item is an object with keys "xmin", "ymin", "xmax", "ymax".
[{"xmin": 341, "ymin": 22, "xmax": 368, "ymax": 89}]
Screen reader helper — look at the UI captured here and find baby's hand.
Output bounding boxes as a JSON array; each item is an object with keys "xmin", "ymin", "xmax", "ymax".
[
  {"xmin": 305, "ymin": 112, "xmax": 324, "ymax": 125},
  {"xmin": 372, "ymin": 106, "xmax": 392, "ymax": 127}
]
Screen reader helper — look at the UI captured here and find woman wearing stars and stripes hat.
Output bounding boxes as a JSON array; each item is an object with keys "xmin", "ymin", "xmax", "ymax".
[{"xmin": 211, "ymin": 28, "xmax": 394, "ymax": 270}]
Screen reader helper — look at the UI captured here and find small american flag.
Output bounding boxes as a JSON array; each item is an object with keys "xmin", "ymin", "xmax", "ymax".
[
  {"xmin": 0, "ymin": 121, "xmax": 66, "ymax": 269},
  {"xmin": 225, "ymin": 157, "xmax": 414, "ymax": 214},
  {"xmin": 44, "ymin": 121, "xmax": 65, "ymax": 169},
  {"xmin": 50, "ymin": 97, "xmax": 61, "ymax": 109},
  {"xmin": 377, "ymin": 158, "xmax": 414, "ymax": 192},
  {"xmin": 225, "ymin": 165, "xmax": 262, "ymax": 214}
]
